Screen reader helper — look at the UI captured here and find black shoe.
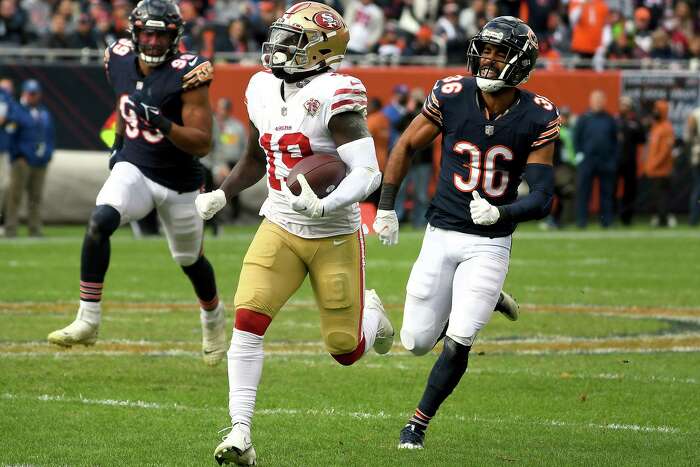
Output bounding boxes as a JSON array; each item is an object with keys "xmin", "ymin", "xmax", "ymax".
[{"xmin": 398, "ymin": 423, "xmax": 425, "ymax": 450}]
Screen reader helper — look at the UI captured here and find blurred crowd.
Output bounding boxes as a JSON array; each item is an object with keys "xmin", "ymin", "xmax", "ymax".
[
  {"xmin": 4, "ymin": 0, "xmax": 700, "ymax": 67},
  {"xmin": 367, "ymin": 84, "xmax": 700, "ymax": 228}
]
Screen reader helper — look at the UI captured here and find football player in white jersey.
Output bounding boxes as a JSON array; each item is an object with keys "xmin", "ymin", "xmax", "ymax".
[{"xmin": 195, "ymin": 2, "xmax": 393, "ymax": 465}]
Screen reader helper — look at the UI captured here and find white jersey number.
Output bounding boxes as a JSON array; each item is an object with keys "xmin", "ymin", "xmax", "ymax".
[{"xmin": 453, "ymin": 141, "xmax": 513, "ymax": 197}]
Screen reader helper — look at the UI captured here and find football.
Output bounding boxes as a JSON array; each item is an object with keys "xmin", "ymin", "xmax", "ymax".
[{"xmin": 286, "ymin": 154, "xmax": 346, "ymax": 199}]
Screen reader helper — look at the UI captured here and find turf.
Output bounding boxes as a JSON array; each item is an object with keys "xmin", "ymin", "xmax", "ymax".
[{"xmin": 1, "ymin": 224, "xmax": 699, "ymax": 466}]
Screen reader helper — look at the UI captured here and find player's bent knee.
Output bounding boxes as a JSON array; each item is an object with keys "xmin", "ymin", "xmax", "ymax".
[
  {"xmin": 86, "ymin": 205, "xmax": 121, "ymax": 242},
  {"xmin": 400, "ymin": 328, "xmax": 435, "ymax": 356},
  {"xmin": 234, "ymin": 308, "xmax": 272, "ymax": 336},
  {"xmin": 445, "ymin": 331, "xmax": 476, "ymax": 348},
  {"xmin": 329, "ymin": 334, "xmax": 365, "ymax": 366},
  {"xmin": 172, "ymin": 252, "xmax": 198, "ymax": 267}
]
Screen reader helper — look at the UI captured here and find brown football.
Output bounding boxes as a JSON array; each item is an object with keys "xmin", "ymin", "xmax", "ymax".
[{"xmin": 286, "ymin": 154, "xmax": 346, "ymax": 199}]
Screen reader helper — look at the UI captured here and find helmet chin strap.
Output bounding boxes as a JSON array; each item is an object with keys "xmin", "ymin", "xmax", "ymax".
[{"xmin": 139, "ymin": 51, "xmax": 168, "ymax": 66}]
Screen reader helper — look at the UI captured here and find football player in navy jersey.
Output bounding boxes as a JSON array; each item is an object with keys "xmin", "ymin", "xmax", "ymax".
[
  {"xmin": 373, "ymin": 16, "xmax": 559, "ymax": 449},
  {"xmin": 47, "ymin": 0, "xmax": 227, "ymax": 367}
]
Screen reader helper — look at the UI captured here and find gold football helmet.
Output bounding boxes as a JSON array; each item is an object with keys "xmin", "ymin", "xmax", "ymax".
[{"xmin": 261, "ymin": 1, "xmax": 349, "ymax": 76}]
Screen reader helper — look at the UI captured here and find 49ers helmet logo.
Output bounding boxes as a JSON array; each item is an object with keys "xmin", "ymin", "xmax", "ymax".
[{"xmin": 313, "ymin": 11, "xmax": 342, "ymax": 30}]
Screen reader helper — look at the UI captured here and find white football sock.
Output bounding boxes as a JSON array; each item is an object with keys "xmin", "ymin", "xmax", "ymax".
[
  {"xmin": 78, "ymin": 301, "xmax": 101, "ymax": 326},
  {"xmin": 201, "ymin": 302, "xmax": 224, "ymax": 325},
  {"xmin": 361, "ymin": 306, "xmax": 381, "ymax": 355},
  {"xmin": 228, "ymin": 329, "xmax": 264, "ymax": 428}
]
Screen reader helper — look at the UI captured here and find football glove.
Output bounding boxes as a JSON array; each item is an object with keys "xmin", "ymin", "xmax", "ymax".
[
  {"xmin": 282, "ymin": 174, "xmax": 325, "ymax": 219},
  {"xmin": 195, "ymin": 189, "xmax": 227, "ymax": 220},
  {"xmin": 373, "ymin": 209, "xmax": 399, "ymax": 246},
  {"xmin": 129, "ymin": 88, "xmax": 172, "ymax": 134},
  {"xmin": 469, "ymin": 191, "xmax": 500, "ymax": 225}
]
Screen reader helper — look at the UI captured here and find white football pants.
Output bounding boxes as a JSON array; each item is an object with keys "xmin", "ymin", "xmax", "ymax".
[
  {"xmin": 96, "ymin": 161, "xmax": 203, "ymax": 266},
  {"xmin": 400, "ymin": 224, "xmax": 511, "ymax": 354}
]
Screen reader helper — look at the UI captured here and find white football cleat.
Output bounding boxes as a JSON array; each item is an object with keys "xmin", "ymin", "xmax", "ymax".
[
  {"xmin": 202, "ymin": 302, "xmax": 227, "ymax": 367},
  {"xmin": 47, "ymin": 318, "xmax": 99, "ymax": 347},
  {"xmin": 494, "ymin": 291, "xmax": 519, "ymax": 322},
  {"xmin": 214, "ymin": 424, "xmax": 257, "ymax": 466},
  {"xmin": 366, "ymin": 289, "xmax": 394, "ymax": 355}
]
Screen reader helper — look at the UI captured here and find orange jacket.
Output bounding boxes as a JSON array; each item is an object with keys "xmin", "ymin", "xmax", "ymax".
[
  {"xmin": 645, "ymin": 100, "xmax": 674, "ymax": 178},
  {"xmin": 570, "ymin": 0, "xmax": 609, "ymax": 55},
  {"xmin": 367, "ymin": 111, "xmax": 390, "ymax": 172}
]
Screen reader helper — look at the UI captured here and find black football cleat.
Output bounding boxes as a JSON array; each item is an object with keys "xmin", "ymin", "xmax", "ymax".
[{"xmin": 398, "ymin": 423, "xmax": 425, "ymax": 450}]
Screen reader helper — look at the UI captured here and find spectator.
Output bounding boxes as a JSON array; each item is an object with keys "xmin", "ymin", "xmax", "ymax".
[
  {"xmin": 366, "ymin": 97, "xmax": 390, "ymax": 172},
  {"xmin": 4, "ymin": 79, "xmax": 54, "ymax": 238},
  {"xmin": 382, "ymin": 84, "xmax": 409, "ymax": 151},
  {"xmin": 522, "ymin": 0, "xmax": 557, "ymax": 41},
  {"xmin": 248, "ymin": 1, "xmax": 277, "ymax": 48},
  {"xmin": 0, "ymin": 0, "xmax": 29, "ymax": 45},
  {"xmin": 569, "ymin": 0, "xmax": 609, "ymax": 60},
  {"xmin": 42, "ymin": 13, "xmax": 70, "ymax": 48},
  {"xmin": 649, "ymin": 29, "xmax": 674, "ymax": 60},
  {"xmin": 459, "ymin": 0, "xmax": 485, "ymax": 39},
  {"xmin": 688, "ymin": 36, "xmax": 700, "ymax": 71},
  {"xmin": 69, "ymin": 13, "xmax": 98, "ymax": 49},
  {"xmin": 574, "ymin": 89, "xmax": 618, "ymax": 228},
  {"xmin": 545, "ymin": 9, "xmax": 571, "ymax": 56},
  {"xmin": 397, "ymin": 0, "xmax": 441, "ymax": 37},
  {"xmin": 404, "ymin": 24, "xmax": 440, "ymax": 57},
  {"xmin": 605, "ymin": 28, "xmax": 636, "ymax": 62},
  {"xmin": 684, "ymin": 104, "xmax": 700, "ymax": 226},
  {"xmin": 434, "ymin": 1, "xmax": 466, "ymax": 65},
  {"xmin": 375, "ymin": 20, "xmax": 405, "ymax": 62},
  {"xmin": 210, "ymin": 97, "xmax": 246, "ymax": 222},
  {"xmin": 0, "ymin": 78, "xmax": 15, "ymax": 231},
  {"xmin": 215, "ymin": 18, "xmax": 256, "ymax": 55},
  {"xmin": 616, "ymin": 95, "xmax": 646, "ymax": 226},
  {"xmin": 643, "ymin": 100, "xmax": 675, "ymax": 227},
  {"xmin": 180, "ymin": 0, "xmax": 204, "ymax": 51},
  {"xmin": 633, "ymin": 6, "xmax": 653, "ymax": 56},
  {"xmin": 344, "ymin": 0, "xmax": 384, "ymax": 55},
  {"xmin": 94, "ymin": 10, "xmax": 118, "ymax": 48},
  {"xmin": 542, "ymin": 106, "xmax": 577, "ymax": 229},
  {"xmin": 394, "ymin": 87, "xmax": 432, "ymax": 228}
]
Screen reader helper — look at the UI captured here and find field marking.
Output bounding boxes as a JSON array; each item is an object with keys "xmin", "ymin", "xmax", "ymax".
[
  {"xmin": 3, "ymin": 301, "xmax": 700, "ymax": 320},
  {"xmin": 1, "ymin": 392, "xmax": 683, "ymax": 435}
]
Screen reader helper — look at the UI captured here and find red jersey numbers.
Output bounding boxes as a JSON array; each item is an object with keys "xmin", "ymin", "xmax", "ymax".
[
  {"xmin": 453, "ymin": 141, "xmax": 513, "ymax": 197},
  {"xmin": 440, "ymin": 75, "xmax": 464, "ymax": 95},
  {"xmin": 260, "ymin": 132, "xmax": 313, "ymax": 190},
  {"xmin": 118, "ymin": 95, "xmax": 164, "ymax": 144}
]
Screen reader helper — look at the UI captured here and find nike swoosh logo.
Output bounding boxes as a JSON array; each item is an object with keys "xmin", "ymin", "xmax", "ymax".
[
  {"xmin": 333, "ymin": 239, "xmax": 347, "ymax": 246},
  {"xmin": 189, "ymin": 57, "xmax": 198, "ymax": 67},
  {"xmin": 203, "ymin": 349, "xmax": 217, "ymax": 354}
]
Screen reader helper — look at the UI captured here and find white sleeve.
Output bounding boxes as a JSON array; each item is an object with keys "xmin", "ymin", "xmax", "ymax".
[{"xmin": 322, "ymin": 137, "xmax": 381, "ymax": 213}]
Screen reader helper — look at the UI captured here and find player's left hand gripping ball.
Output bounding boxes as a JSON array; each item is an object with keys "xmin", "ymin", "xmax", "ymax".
[
  {"xmin": 469, "ymin": 191, "xmax": 500, "ymax": 225},
  {"xmin": 129, "ymin": 89, "xmax": 172, "ymax": 134},
  {"xmin": 195, "ymin": 189, "xmax": 227, "ymax": 220},
  {"xmin": 283, "ymin": 174, "xmax": 325, "ymax": 218}
]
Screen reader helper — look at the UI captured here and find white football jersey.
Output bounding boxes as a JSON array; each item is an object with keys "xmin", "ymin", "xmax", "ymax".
[{"xmin": 245, "ymin": 70, "xmax": 367, "ymax": 238}]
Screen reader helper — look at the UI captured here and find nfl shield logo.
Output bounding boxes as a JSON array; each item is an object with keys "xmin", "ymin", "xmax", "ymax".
[
  {"xmin": 281, "ymin": 106, "xmax": 287, "ymax": 116},
  {"xmin": 485, "ymin": 125, "xmax": 494, "ymax": 136}
]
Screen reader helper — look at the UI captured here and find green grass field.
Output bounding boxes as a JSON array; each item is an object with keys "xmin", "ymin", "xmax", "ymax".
[{"xmin": 1, "ymin": 224, "xmax": 699, "ymax": 466}]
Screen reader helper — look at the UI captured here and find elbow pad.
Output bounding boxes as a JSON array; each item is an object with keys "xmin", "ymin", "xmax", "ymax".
[{"xmin": 497, "ymin": 164, "xmax": 554, "ymax": 223}]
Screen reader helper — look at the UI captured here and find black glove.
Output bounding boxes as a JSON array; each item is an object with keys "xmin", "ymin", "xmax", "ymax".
[
  {"xmin": 129, "ymin": 88, "xmax": 172, "ymax": 135},
  {"xmin": 109, "ymin": 133, "xmax": 124, "ymax": 170}
]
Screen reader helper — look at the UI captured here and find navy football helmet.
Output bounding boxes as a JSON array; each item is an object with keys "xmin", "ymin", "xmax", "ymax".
[
  {"xmin": 129, "ymin": 0, "xmax": 184, "ymax": 66},
  {"xmin": 467, "ymin": 16, "xmax": 538, "ymax": 93}
]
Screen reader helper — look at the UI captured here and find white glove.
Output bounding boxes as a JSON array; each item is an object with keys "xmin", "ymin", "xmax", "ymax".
[
  {"xmin": 283, "ymin": 174, "xmax": 325, "ymax": 219},
  {"xmin": 372, "ymin": 209, "xmax": 399, "ymax": 246},
  {"xmin": 195, "ymin": 189, "xmax": 227, "ymax": 220},
  {"xmin": 469, "ymin": 191, "xmax": 500, "ymax": 225}
]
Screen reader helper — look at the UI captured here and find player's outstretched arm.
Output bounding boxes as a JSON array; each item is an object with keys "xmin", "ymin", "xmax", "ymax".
[
  {"xmin": 373, "ymin": 113, "xmax": 440, "ymax": 245},
  {"xmin": 195, "ymin": 121, "xmax": 266, "ymax": 220}
]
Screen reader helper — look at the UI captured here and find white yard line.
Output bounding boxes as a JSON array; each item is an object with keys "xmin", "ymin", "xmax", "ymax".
[{"xmin": 0, "ymin": 392, "xmax": 682, "ymax": 435}]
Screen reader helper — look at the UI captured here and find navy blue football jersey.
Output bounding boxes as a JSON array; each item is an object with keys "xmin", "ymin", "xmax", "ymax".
[
  {"xmin": 422, "ymin": 75, "xmax": 559, "ymax": 237},
  {"xmin": 104, "ymin": 39, "xmax": 214, "ymax": 192}
]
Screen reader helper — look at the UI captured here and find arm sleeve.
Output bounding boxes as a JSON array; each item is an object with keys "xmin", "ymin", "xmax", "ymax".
[
  {"xmin": 322, "ymin": 136, "xmax": 381, "ymax": 213},
  {"xmin": 497, "ymin": 163, "xmax": 554, "ymax": 223}
]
